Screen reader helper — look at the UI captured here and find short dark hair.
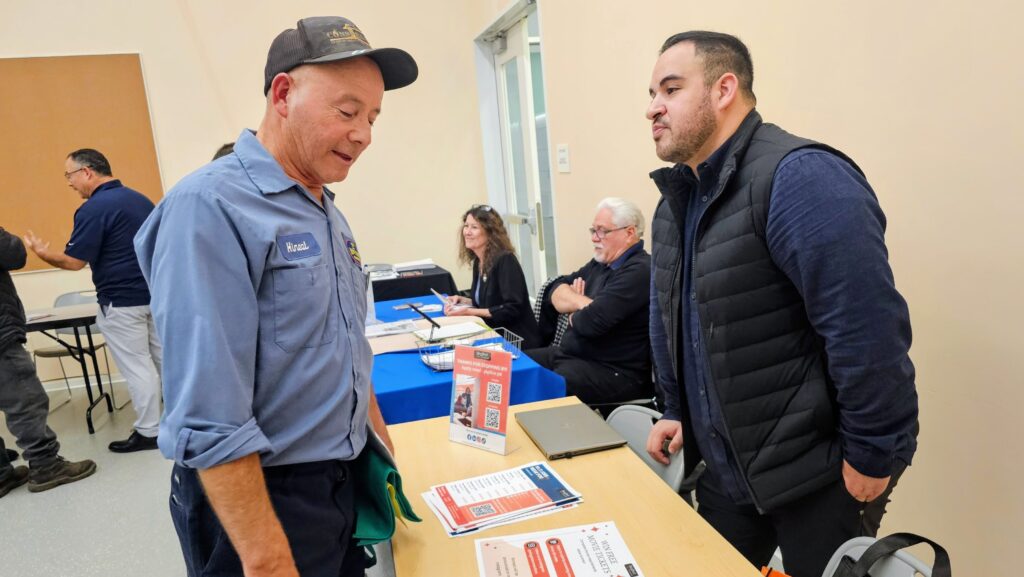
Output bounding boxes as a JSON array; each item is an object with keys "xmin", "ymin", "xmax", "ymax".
[
  {"xmin": 67, "ymin": 148, "xmax": 112, "ymax": 176},
  {"xmin": 212, "ymin": 142, "xmax": 235, "ymax": 160},
  {"xmin": 660, "ymin": 31, "xmax": 756, "ymax": 104}
]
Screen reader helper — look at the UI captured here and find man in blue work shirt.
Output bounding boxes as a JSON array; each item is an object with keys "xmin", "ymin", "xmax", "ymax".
[
  {"xmin": 135, "ymin": 16, "xmax": 417, "ymax": 577},
  {"xmin": 24, "ymin": 148, "xmax": 162, "ymax": 454},
  {"xmin": 644, "ymin": 32, "xmax": 919, "ymax": 577}
]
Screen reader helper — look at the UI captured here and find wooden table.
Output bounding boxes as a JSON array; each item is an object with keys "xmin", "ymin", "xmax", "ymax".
[
  {"xmin": 25, "ymin": 303, "xmax": 112, "ymax": 433},
  {"xmin": 388, "ymin": 396, "xmax": 760, "ymax": 577}
]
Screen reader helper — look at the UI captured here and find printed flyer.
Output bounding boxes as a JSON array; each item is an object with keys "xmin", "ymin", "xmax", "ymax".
[
  {"xmin": 449, "ymin": 344, "xmax": 512, "ymax": 455},
  {"xmin": 422, "ymin": 461, "xmax": 582, "ymax": 537},
  {"xmin": 475, "ymin": 522, "xmax": 644, "ymax": 577}
]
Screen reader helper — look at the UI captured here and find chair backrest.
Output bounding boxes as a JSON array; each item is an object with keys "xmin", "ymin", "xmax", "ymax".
[
  {"xmin": 606, "ymin": 405, "xmax": 685, "ymax": 493},
  {"xmin": 533, "ymin": 277, "xmax": 570, "ymax": 347},
  {"xmin": 53, "ymin": 291, "xmax": 99, "ymax": 336},
  {"xmin": 822, "ymin": 536, "xmax": 934, "ymax": 577}
]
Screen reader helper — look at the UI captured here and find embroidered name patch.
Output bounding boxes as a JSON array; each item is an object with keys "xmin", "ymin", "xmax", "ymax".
[{"xmin": 276, "ymin": 233, "xmax": 322, "ymax": 261}]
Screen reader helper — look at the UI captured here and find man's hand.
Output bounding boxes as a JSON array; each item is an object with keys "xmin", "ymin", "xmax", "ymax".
[
  {"xmin": 551, "ymin": 282, "xmax": 593, "ymax": 314},
  {"xmin": 22, "ymin": 230, "xmax": 49, "ymax": 256},
  {"xmin": 842, "ymin": 459, "xmax": 890, "ymax": 503},
  {"xmin": 22, "ymin": 230, "xmax": 86, "ymax": 270},
  {"xmin": 646, "ymin": 419, "xmax": 683, "ymax": 466}
]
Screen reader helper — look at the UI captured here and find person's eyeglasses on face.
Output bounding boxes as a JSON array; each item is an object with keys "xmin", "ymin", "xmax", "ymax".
[
  {"xmin": 588, "ymin": 226, "xmax": 629, "ymax": 240},
  {"xmin": 63, "ymin": 167, "xmax": 87, "ymax": 180}
]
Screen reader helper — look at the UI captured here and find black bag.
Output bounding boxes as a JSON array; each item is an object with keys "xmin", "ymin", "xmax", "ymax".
[{"xmin": 831, "ymin": 532, "xmax": 951, "ymax": 577}]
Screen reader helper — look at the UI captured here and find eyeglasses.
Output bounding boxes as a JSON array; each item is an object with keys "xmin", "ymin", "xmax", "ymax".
[
  {"xmin": 471, "ymin": 204, "xmax": 493, "ymax": 212},
  {"xmin": 63, "ymin": 167, "xmax": 87, "ymax": 180},
  {"xmin": 588, "ymin": 226, "xmax": 629, "ymax": 239}
]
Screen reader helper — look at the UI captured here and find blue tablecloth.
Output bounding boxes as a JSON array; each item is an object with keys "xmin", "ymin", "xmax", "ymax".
[
  {"xmin": 373, "ymin": 295, "xmax": 446, "ymax": 323},
  {"xmin": 371, "ymin": 296, "xmax": 566, "ymax": 424}
]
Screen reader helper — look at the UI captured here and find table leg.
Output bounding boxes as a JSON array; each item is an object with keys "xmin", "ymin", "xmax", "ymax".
[{"xmin": 73, "ymin": 326, "xmax": 111, "ymax": 434}]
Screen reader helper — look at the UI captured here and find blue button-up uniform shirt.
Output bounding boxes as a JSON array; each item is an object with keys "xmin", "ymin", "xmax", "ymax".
[{"xmin": 135, "ymin": 130, "xmax": 373, "ymax": 469}]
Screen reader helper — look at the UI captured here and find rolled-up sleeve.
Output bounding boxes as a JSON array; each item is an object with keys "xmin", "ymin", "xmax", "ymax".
[{"xmin": 135, "ymin": 187, "xmax": 272, "ymax": 469}]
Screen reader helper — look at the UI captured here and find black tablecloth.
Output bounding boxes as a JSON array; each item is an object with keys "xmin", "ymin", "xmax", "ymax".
[{"xmin": 371, "ymin": 266, "xmax": 458, "ymax": 302}]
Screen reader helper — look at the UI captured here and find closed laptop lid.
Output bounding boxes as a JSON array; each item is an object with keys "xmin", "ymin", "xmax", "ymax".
[{"xmin": 515, "ymin": 403, "xmax": 627, "ymax": 460}]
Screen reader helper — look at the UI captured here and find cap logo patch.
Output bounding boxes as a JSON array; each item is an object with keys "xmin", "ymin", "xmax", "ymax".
[{"xmin": 328, "ymin": 23, "xmax": 369, "ymax": 47}]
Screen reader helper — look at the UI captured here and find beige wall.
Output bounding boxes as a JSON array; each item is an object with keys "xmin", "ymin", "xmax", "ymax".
[
  {"xmin": 2, "ymin": 0, "xmax": 495, "ymax": 297},
  {"xmin": 527, "ymin": 0, "xmax": 1023, "ymax": 574},
  {"xmin": 3, "ymin": 0, "xmax": 1021, "ymax": 572},
  {"xmin": 2, "ymin": 0, "xmax": 496, "ymax": 380}
]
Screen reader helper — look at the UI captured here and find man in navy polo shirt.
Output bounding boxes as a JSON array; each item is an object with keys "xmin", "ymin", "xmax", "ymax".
[{"xmin": 25, "ymin": 149, "xmax": 162, "ymax": 454}]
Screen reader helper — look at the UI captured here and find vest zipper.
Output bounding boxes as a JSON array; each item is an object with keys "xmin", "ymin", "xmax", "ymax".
[{"xmin": 693, "ymin": 167, "xmax": 766, "ymax": 514}]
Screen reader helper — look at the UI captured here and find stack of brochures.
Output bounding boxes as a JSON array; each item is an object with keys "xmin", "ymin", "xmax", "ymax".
[
  {"xmin": 365, "ymin": 263, "xmax": 399, "ymax": 281},
  {"xmin": 422, "ymin": 461, "xmax": 583, "ymax": 537},
  {"xmin": 394, "ymin": 258, "xmax": 436, "ymax": 272}
]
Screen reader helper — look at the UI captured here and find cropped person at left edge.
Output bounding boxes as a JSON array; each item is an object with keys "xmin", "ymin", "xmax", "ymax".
[{"xmin": 134, "ymin": 16, "xmax": 417, "ymax": 577}]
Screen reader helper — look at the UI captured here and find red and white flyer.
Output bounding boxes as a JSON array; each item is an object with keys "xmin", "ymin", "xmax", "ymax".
[
  {"xmin": 449, "ymin": 344, "xmax": 512, "ymax": 455},
  {"xmin": 475, "ymin": 522, "xmax": 645, "ymax": 577},
  {"xmin": 422, "ymin": 461, "xmax": 583, "ymax": 537}
]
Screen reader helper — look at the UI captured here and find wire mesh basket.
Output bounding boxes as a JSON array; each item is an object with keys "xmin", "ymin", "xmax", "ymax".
[{"xmin": 416, "ymin": 327, "xmax": 523, "ymax": 372}]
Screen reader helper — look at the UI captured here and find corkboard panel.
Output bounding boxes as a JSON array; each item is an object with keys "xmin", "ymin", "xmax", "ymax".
[{"xmin": 0, "ymin": 53, "xmax": 163, "ymax": 272}]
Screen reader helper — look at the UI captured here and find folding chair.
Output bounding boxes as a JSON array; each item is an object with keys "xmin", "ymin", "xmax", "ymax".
[
  {"xmin": 606, "ymin": 404, "xmax": 704, "ymax": 502},
  {"xmin": 31, "ymin": 291, "xmax": 122, "ymax": 411},
  {"xmin": 821, "ymin": 533, "xmax": 951, "ymax": 577}
]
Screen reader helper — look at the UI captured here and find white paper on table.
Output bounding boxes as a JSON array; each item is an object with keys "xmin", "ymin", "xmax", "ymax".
[
  {"xmin": 394, "ymin": 258, "xmax": 436, "ymax": 271},
  {"xmin": 413, "ymin": 322, "xmax": 488, "ymax": 342},
  {"xmin": 365, "ymin": 320, "xmax": 418, "ymax": 338},
  {"xmin": 424, "ymin": 492, "xmax": 582, "ymax": 537},
  {"xmin": 421, "ymin": 462, "xmax": 581, "ymax": 534},
  {"xmin": 475, "ymin": 521, "xmax": 645, "ymax": 577}
]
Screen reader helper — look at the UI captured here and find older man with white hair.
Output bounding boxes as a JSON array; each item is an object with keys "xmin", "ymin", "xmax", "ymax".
[{"xmin": 526, "ymin": 197, "xmax": 653, "ymax": 409}]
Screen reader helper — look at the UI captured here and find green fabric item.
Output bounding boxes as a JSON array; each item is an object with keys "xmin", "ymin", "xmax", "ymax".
[{"xmin": 352, "ymin": 431, "xmax": 421, "ymax": 547}]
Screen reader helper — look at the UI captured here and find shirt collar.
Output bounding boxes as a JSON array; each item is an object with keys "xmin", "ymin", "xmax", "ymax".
[
  {"xmin": 696, "ymin": 133, "xmax": 734, "ymax": 183},
  {"xmin": 233, "ymin": 130, "xmax": 336, "ymax": 201},
  {"xmin": 89, "ymin": 179, "xmax": 122, "ymax": 198},
  {"xmin": 608, "ymin": 240, "xmax": 644, "ymax": 270}
]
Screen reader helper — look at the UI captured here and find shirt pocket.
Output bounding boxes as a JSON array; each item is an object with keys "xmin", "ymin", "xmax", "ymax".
[{"xmin": 272, "ymin": 263, "xmax": 337, "ymax": 352}]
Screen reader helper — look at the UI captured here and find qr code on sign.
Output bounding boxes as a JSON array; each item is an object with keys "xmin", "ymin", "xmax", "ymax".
[
  {"xmin": 484, "ymin": 407, "xmax": 501, "ymax": 430},
  {"xmin": 486, "ymin": 382, "xmax": 503, "ymax": 403},
  {"xmin": 469, "ymin": 503, "xmax": 496, "ymax": 518}
]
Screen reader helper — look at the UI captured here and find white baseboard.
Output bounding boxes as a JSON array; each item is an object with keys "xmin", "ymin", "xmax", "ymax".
[{"xmin": 42, "ymin": 374, "xmax": 126, "ymax": 394}]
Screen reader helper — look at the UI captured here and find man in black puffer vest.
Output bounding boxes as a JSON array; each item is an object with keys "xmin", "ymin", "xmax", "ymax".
[{"xmin": 643, "ymin": 32, "xmax": 919, "ymax": 577}]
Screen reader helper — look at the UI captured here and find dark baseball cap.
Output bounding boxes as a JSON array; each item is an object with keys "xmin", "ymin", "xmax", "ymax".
[{"xmin": 264, "ymin": 16, "xmax": 418, "ymax": 94}]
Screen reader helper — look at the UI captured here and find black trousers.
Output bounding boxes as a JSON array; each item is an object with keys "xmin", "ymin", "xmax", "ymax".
[
  {"xmin": 695, "ymin": 460, "xmax": 908, "ymax": 577},
  {"xmin": 170, "ymin": 460, "xmax": 365, "ymax": 577},
  {"xmin": 525, "ymin": 346, "xmax": 652, "ymax": 406}
]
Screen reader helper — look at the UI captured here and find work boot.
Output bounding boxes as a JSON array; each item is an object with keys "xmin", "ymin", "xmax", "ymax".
[
  {"xmin": 27, "ymin": 457, "xmax": 97, "ymax": 493},
  {"xmin": 0, "ymin": 466, "xmax": 29, "ymax": 498}
]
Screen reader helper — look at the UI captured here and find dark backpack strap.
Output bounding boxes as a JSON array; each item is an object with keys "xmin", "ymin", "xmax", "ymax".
[{"xmin": 846, "ymin": 532, "xmax": 951, "ymax": 577}]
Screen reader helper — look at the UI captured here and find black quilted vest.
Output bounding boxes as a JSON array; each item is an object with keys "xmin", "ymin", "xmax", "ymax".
[{"xmin": 650, "ymin": 110, "xmax": 862, "ymax": 512}]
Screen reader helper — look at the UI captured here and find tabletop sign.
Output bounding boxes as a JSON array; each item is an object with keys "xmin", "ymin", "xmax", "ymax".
[{"xmin": 449, "ymin": 345, "xmax": 512, "ymax": 455}]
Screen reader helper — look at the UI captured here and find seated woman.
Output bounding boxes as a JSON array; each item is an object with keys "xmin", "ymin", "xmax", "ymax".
[{"xmin": 444, "ymin": 205, "xmax": 541, "ymax": 349}]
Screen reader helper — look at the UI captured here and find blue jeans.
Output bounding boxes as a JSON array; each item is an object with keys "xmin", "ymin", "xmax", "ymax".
[
  {"xmin": 0, "ymin": 343, "xmax": 59, "ymax": 478},
  {"xmin": 169, "ymin": 459, "xmax": 365, "ymax": 577}
]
